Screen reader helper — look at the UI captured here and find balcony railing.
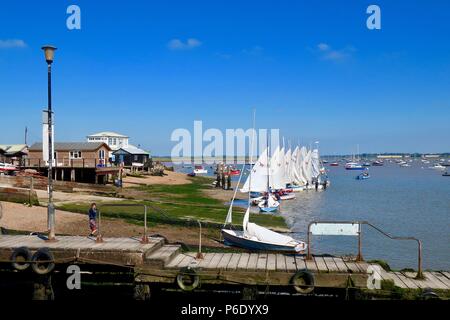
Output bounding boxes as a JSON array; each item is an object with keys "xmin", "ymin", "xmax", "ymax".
[{"xmin": 22, "ymin": 158, "xmax": 109, "ymax": 168}]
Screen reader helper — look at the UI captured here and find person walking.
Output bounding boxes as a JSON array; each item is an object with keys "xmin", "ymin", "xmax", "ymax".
[{"xmin": 88, "ymin": 203, "xmax": 98, "ymax": 236}]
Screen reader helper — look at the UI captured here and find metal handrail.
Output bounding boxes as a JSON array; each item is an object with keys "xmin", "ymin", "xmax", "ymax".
[
  {"xmin": 98, "ymin": 203, "xmax": 149, "ymax": 244},
  {"xmin": 306, "ymin": 220, "xmax": 423, "ymax": 279}
]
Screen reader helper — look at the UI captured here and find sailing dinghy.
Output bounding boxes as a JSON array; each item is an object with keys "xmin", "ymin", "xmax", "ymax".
[{"xmin": 221, "ymin": 114, "xmax": 306, "ymax": 253}]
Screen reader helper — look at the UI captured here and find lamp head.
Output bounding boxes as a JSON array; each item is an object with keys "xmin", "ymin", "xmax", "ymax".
[{"xmin": 41, "ymin": 45, "xmax": 57, "ymax": 64}]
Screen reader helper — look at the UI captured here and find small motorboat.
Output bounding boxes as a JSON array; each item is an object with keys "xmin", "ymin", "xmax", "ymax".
[
  {"xmin": 275, "ymin": 190, "xmax": 295, "ymax": 201},
  {"xmin": 287, "ymin": 184, "xmax": 306, "ymax": 192},
  {"xmin": 431, "ymin": 164, "xmax": 446, "ymax": 170},
  {"xmin": 356, "ymin": 169, "xmax": 370, "ymax": 180},
  {"xmin": 345, "ymin": 162, "xmax": 364, "ymax": 170},
  {"xmin": 372, "ymin": 160, "xmax": 384, "ymax": 166},
  {"xmin": 229, "ymin": 169, "xmax": 241, "ymax": 176},
  {"xmin": 400, "ymin": 163, "xmax": 410, "ymax": 167},
  {"xmin": 362, "ymin": 162, "xmax": 371, "ymax": 167},
  {"xmin": 193, "ymin": 165, "xmax": 208, "ymax": 174},
  {"xmin": 329, "ymin": 162, "xmax": 339, "ymax": 167}
]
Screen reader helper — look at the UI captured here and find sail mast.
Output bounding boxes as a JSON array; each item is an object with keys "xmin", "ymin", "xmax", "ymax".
[{"xmin": 248, "ymin": 109, "xmax": 256, "ymax": 206}]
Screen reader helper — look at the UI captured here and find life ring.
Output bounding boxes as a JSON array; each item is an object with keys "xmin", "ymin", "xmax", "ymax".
[
  {"xmin": 31, "ymin": 248, "xmax": 55, "ymax": 275},
  {"xmin": 176, "ymin": 267, "xmax": 200, "ymax": 291},
  {"xmin": 10, "ymin": 246, "xmax": 32, "ymax": 271},
  {"xmin": 291, "ymin": 269, "xmax": 315, "ymax": 294}
]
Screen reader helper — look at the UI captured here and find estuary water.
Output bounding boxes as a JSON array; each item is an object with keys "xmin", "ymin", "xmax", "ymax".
[
  {"xmin": 282, "ymin": 162, "xmax": 450, "ymax": 270},
  {"xmin": 172, "ymin": 161, "xmax": 449, "ymax": 270}
]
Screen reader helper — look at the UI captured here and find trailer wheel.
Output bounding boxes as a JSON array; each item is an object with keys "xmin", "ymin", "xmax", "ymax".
[
  {"xmin": 11, "ymin": 246, "xmax": 32, "ymax": 271},
  {"xmin": 291, "ymin": 269, "xmax": 314, "ymax": 294},
  {"xmin": 176, "ymin": 267, "xmax": 200, "ymax": 291},
  {"xmin": 31, "ymin": 248, "xmax": 55, "ymax": 275}
]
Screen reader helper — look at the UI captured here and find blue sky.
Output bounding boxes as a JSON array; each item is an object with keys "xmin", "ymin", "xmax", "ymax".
[{"xmin": 1, "ymin": 0, "xmax": 449, "ymax": 155}]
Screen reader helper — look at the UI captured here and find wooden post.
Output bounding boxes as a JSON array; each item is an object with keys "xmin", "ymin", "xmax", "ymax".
[
  {"xmin": 133, "ymin": 283, "xmax": 151, "ymax": 300},
  {"xmin": 29, "ymin": 176, "xmax": 34, "ymax": 207},
  {"xmin": 32, "ymin": 275, "xmax": 54, "ymax": 300},
  {"xmin": 241, "ymin": 286, "xmax": 258, "ymax": 300}
]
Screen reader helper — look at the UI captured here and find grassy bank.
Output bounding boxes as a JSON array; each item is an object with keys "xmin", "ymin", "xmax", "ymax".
[{"xmin": 57, "ymin": 176, "xmax": 287, "ymax": 230}]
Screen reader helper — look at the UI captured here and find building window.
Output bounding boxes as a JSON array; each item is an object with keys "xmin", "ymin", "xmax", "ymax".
[
  {"xmin": 134, "ymin": 155, "xmax": 138, "ymax": 161},
  {"xmin": 113, "ymin": 138, "xmax": 117, "ymax": 145},
  {"xmin": 108, "ymin": 138, "xmax": 113, "ymax": 145},
  {"xmin": 99, "ymin": 150, "xmax": 105, "ymax": 159},
  {"xmin": 69, "ymin": 151, "xmax": 82, "ymax": 159}
]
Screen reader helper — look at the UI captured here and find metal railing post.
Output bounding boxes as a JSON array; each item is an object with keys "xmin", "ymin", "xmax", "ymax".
[
  {"xmin": 356, "ymin": 223, "xmax": 363, "ymax": 261},
  {"xmin": 141, "ymin": 205, "xmax": 149, "ymax": 244},
  {"xmin": 416, "ymin": 240, "xmax": 424, "ymax": 279},
  {"xmin": 306, "ymin": 223, "xmax": 312, "ymax": 260},
  {"xmin": 95, "ymin": 209, "xmax": 104, "ymax": 243},
  {"xmin": 196, "ymin": 220, "xmax": 204, "ymax": 260}
]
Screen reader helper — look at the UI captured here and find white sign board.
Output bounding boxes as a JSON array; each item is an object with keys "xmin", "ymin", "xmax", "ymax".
[{"xmin": 310, "ymin": 223, "xmax": 360, "ymax": 236}]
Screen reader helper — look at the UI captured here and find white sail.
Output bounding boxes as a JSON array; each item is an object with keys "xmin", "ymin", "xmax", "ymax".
[
  {"xmin": 311, "ymin": 148, "xmax": 321, "ymax": 179},
  {"xmin": 291, "ymin": 147, "xmax": 300, "ymax": 185},
  {"xmin": 246, "ymin": 222, "xmax": 297, "ymax": 245},
  {"xmin": 241, "ymin": 147, "xmax": 270, "ymax": 193},
  {"xmin": 269, "ymin": 146, "xmax": 285, "ymax": 190},
  {"xmin": 303, "ymin": 149, "xmax": 313, "ymax": 184},
  {"xmin": 284, "ymin": 148, "xmax": 292, "ymax": 185},
  {"xmin": 242, "ymin": 207, "xmax": 251, "ymax": 236}
]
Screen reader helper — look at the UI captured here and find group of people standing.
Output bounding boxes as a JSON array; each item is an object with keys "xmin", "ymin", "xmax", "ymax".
[{"xmin": 214, "ymin": 163, "xmax": 233, "ymax": 190}]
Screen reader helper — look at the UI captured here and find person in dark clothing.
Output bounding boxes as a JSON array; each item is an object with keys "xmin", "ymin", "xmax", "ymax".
[{"xmin": 88, "ymin": 203, "xmax": 98, "ymax": 236}]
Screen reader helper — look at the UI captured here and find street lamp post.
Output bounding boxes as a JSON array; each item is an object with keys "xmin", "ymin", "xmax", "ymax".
[{"xmin": 42, "ymin": 45, "xmax": 57, "ymax": 241}]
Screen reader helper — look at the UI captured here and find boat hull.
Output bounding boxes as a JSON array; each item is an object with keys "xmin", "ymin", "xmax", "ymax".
[
  {"xmin": 259, "ymin": 206, "xmax": 278, "ymax": 213},
  {"xmin": 279, "ymin": 194, "xmax": 295, "ymax": 200},
  {"xmin": 221, "ymin": 229, "xmax": 303, "ymax": 253}
]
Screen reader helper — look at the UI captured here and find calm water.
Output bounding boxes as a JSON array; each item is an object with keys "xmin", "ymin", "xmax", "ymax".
[
  {"xmin": 170, "ymin": 161, "xmax": 449, "ymax": 270},
  {"xmin": 282, "ymin": 162, "xmax": 450, "ymax": 270}
]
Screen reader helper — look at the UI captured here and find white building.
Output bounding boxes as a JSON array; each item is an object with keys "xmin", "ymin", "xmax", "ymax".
[{"xmin": 87, "ymin": 132, "xmax": 129, "ymax": 155}]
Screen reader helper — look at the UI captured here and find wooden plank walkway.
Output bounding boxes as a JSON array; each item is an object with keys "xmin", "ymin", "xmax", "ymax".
[
  {"xmin": 0, "ymin": 235, "xmax": 165, "ymax": 266},
  {"xmin": 1, "ymin": 235, "xmax": 449, "ymax": 291}
]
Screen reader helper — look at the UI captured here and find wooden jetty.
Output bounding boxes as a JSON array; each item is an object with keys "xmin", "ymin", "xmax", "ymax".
[{"xmin": 0, "ymin": 234, "xmax": 449, "ymax": 299}]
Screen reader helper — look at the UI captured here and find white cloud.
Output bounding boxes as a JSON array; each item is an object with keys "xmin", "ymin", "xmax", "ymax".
[
  {"xmin": 242, "ymin": 46, "xmax": 264, "ymax": 56},
  {"xmin": 317, "ymin": 43, "xmax": 330, "ymax": 51},
  {"xmin": 167, "ymin": 38, "xmax": 202, "ymax": 50},
  {"xmin": 315, "ymin": 43, "xmax": 355, "ymax": 62},
  {"xmin": 0, "ymin": 39, "xmax": 27, "ymax": 49}
]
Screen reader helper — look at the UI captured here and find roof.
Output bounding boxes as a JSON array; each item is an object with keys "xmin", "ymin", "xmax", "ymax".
[
  {"xmin": 0, "ymin": 144, "xmax": 28, "ymax": 155},
  {"xmin": 112, "ymin": 145, "xmax": 149, "ymax": 155},
  {"xmin": 29, "ymin": 142, "xmax": 112, "ymax": 152},
  {"xmin": 87, "ymin": 131, "xmax": 129, "ymax": 138}
]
